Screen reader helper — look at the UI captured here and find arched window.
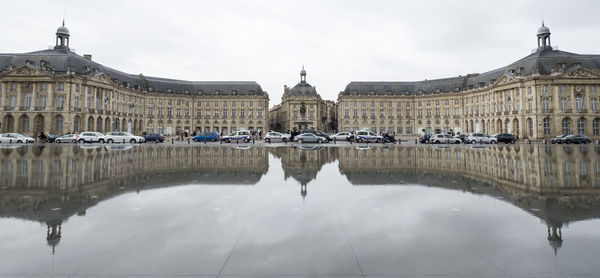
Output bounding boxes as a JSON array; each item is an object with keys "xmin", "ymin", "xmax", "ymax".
[
  {"xmin": 73, "ymin": 116, "xmax": 80, "ymax": 133},
  {"xmin": 562, "ymin": 118, "xmax": 571, "ymax": 135},
  {"xmin": 543, "ymin": 117, "xmax": 551, "ymax": 135},
  {"xmin": 55, "ymin": 115, "xmax": 63, "ymax": 133},
  {"xmin": 575, "ymin": 94, "xmax": 583, "ymax": 111},
  {"xmin": 20, "ymin": 115, "xmax": 30, "ymax": 133},
  {"xmin": 578, "ymin": 118, "xmax": 585, "ymax": 134},
  {"xmin": 593, "ymin": 118, "xmax": 599, "ymax": 135},
  {"xmin": 527, "ymin": 118, "xmax": 533, "ymax": 137}
]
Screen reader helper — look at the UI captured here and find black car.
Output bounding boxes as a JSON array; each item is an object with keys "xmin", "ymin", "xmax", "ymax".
[
  {"xmin": 143, "ymin": 133, "xmax": 165, "ymax": 143},
  {"xmin": 46, "ymin": 134, "xmax": 61, "ymax": 143},
  {"xmin": 550, "ymin": 134, "xmax": 567, "ymax": 144},
  {"xmin": 301, "ymin": 130, "xmax": 332, "ymax": 142},
  {"xmin": 562, "ymin": 134, "xmax": 591, "ymax": 144},
  {"xmin": 419, "ymin": 134, "xmax": 432, "ymax": 144},
  {"xmin": 493, "ymin": 133, "xmax": 517, "ymax": 144}
]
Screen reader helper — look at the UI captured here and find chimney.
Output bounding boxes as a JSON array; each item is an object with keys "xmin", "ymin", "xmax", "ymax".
[{"xmin": 83, "ymin": 54, "xmax": 92, "ymax": 61}]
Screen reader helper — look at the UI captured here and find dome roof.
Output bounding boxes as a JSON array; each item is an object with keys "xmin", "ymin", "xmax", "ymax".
[
  {"xmin": 56, "ymin": 21, "xmax": 70, "ymax": 36},
  {"xmin": 537, "ymin": 23, "xmax": 550, "ymax": 36}
]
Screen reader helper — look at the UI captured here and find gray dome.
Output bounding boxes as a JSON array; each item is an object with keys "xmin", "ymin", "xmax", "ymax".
[
  {"xmin": 537, "ymin": 24, "xmax": 550, "ymax": 36},
  {"xmin": 56, "ymin": 22, "xmax": 70, "ymax": 36}
]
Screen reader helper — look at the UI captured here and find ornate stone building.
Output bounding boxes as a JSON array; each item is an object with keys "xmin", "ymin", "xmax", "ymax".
[
  {"xmin": 269, "ymin": 67, "xmax": 336, "ymax": 132},
  {"xmin": 0, "ymin": 22, "xmax": 269, "ymax": 137},
  {"xmin": 338, "ymin": 23, "xmax": 600, "ymax": 139}
]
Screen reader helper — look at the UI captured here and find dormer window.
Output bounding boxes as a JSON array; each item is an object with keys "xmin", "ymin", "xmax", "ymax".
[
  {"xmin": 435, "ymin": 89, "xmax": 441, "ymax": 93},
  {"xmin": 479, "ymin": 82, "xmax": 485, "ymax": 87},
  {"xmin": 232, "ymin": 90, "xmax": 238, "ymax": 95},
  {"xmin": 148, "ymin": 86, "xmax": 154, "ymax": 92},
  {"xmin": 490, "ymin": 79, "xmax": 496, "ymax": 84},
  {"xmin": 184, "ymin": 90, "xmax": 190, "ymax": 94},
  {"xmin": 197, "ymin": 90, "xmax": 203, "ymax": 95},
  {"xmin": 370, "ymin": 90, "xmax": 375, "ymax": 95},
  {"xmin": 215, "ymin": 90, "xmax": 220, "ymax": 95}
]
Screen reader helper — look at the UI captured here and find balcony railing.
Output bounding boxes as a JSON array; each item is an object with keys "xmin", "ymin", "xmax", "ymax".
[
  {"xmin": 73, "ymin": 107, "xmax": 81, "ymax": 112},
  {"xmin": 577, "ymin": 109, "xmax": 587, "ymax": 113},
  {"xmin": 19, "ymin": 106, "xmax": 28, "ymax": 111},
  {"xmin": 34, "ymin": 106, "xmax": 44, "ymax": 111},
  {"xmin": 88, "ymin": 108, "xmax": 96, "ymax": 114},
  {"xmin": 542, "ymin": 109, "xmax": 553, "ymax": 113},
  {"xmin": 56, "ymin": 107, "xmax": 64, "ymax": 111}
]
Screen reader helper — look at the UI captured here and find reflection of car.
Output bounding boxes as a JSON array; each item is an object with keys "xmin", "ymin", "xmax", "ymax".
[
  {"xmin": 0, "ymin": 133, "xmax": 35, "ymax": 143},
  {"xmin": 77, "ymin": 132, "xmax": 106, "ymax": 144},
  {"xmin": 356, "ymin": 145, "xmax": 375, "ymax": 150},
  {"xmin": 430, "ymin": 134, "xmax": 461, "ymax": 144},
  {"xmin": 298, "ymin": 145, "xmax": 325, "ymax": 151},
  {"xmin": 295, "ymin": 133, "xmax": 327, "ymax": 144},
  {"xmin": 143, "ymin": 133, "xmax": 165, "ymax": 143},
  {"xmin": 105, "ymin": 132, "xmax": 144, "ymax": 144},
  {"xmin": 105, "ymin": 145, "xmax": 133, "ymax": 151},
  {"xmin": 0, "ymin": 145, "xmax": 23, "ymax": 149},
  {"xmin": 354, "ymin": 130, "xmax": 383, "ymax": 143},
  {"xmin": 492, "ymin": 133, "xmax": 517, "ymax": 144},
  {"xmin": 230, "ymin": 145, "xmax": 251, "ymax": 150},
  {"xmin": 222, "ymin": 130, "xmax": 251, "ymax": 143},
  {"xmin": 562, "ymin": 134, "xmax": 591, "ymax": 144},
  {"xmin": 332, "ymin": 132, "xmax": 353, "ymax": 141},
  {"xmin": 55, "ymin": 134, "xmax": 77, "ymax": 143},
  {"xmin": 264, "ymin": 132, "xmax": 289, "ymax": 143},
  {"xmin": 193, "ymin": 132, "xmax": 219, "ymax": 142},
  {"xmin": 466, "ymin": 133, "xmax": 497, "ymax": 144}
]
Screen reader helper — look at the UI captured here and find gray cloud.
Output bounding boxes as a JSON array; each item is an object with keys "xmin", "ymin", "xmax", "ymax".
[{"xmin": 1, "ymin": 0, "xmax": 599, "ymax": 105}]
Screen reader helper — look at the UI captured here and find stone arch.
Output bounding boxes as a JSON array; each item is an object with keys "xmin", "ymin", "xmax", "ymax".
[
  {"xmin": 561, "ymin": 117, "xmax": 571, "ymax": 135},
  {"xmin": 96, "ymin": 117, "xmax": 103, "ymax": 133},
  {"xmin": 105, "ymin": 117, "xmax": 111, "ymax": 132},
  {"xmin": 88, "ymin": 116, "xmax": 95, "ymax": 131},
  {"xmin": 2, "ymin": 115, "xmax": 15, "ymax": 133},
  {"xmin": 18, "ymin": 115, "xmax": 30, "ymax": 134},
  {"xmin": 73, "ymin": 115, "xmax": 81, "ymax": 133},
  {"xmin": 505, "ymin": 119, "xmax": 511, "ymax": 134},
  {"xmin": 33, "ymin": 115, "xmax": 44, "ymax": 135},
  {"xmin": 497, "ymin": 119, "xmax": 503, "ymax": 133},
  {"xmin": 577, "ymin": 117, "xmax": 586, "ymax": 134},
  {"xmin": 512, "ymin": 118, "xmax": 519, "ymax": 137}
]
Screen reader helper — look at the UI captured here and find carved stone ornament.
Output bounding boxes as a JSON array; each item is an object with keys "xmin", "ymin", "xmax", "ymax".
[{"xmin": 565, "ymin": 68, "xmax": 598, "ymax": 78}]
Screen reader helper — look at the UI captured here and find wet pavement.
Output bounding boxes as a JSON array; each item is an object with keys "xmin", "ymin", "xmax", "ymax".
[{"xmin": 0, "ymin": 144, "xmax": 599, "ymax": 277}]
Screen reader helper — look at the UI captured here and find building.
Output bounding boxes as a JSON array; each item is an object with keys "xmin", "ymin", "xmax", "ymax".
[
  {"xmin": 0, "ymin": 22, "xmax": 269, "ymax": 137},
  {"xmin": 269, "ymin": 67, "xmax": 336, "ymax": 132},
  {"xmin": 338, "ymin": 23, "xmax": 600, "ymax": 139}
]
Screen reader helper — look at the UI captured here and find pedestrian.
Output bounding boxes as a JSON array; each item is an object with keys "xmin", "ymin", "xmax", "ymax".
[{"xmin": 38, "ymin": 132, "xmax": 47, "ymax": 143}]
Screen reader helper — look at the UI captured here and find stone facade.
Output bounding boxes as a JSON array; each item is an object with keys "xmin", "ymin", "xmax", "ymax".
[
  {"xmin": 337, "ymin": 24, "xmax": 600, "ymax": 139},
  {"xmin": 0, "ymin": 23, "xmax": 269, "ymax": 137},
  {"xmin": 268, "ymin": 68, "xmax": 337, "ymax": 132}
]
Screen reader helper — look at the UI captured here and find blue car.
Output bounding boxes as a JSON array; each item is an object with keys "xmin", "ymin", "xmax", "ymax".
[{"xmin": 193, "ymin": 132, "xmax": 219, "ymax": 142}]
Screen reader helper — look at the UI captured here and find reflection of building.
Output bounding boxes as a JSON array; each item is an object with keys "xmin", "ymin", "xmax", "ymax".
[
  {"xmin": 0, "ymin": 22, "xmax": 269, "ymax": 137},
  {"xmin": 337, "ymin": 23, "xmax": 600, "ymax": 140},
  {"xmin": 0, "ymin": 145, "xmax": 269, "ymax": 253},
  {"xmin": 269, "ymin": 68, "xmax": 336, "ymax": 132}
]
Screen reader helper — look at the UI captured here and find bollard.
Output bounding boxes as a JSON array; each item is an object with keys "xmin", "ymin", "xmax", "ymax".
[
  {"xmin": 528, "ymin": 139, "xmax": 531, "ymax": 144},
  {"xmin": 398, "ymin": 139, "xmax": 401, "ymax": 145},
  {"xmin": 188, "ymin": 138, "xmax": 190, "ymax": 144},
  {"xmin": 253, "ymin": 137, "xmax": 255, "ymax": 144},
  {"xmin": 269, "ymin": 139, "xmax": 271, "ymax": 144},
  {"xmin": 171, "ymin": 138, "xmax": 174, "ymax": 144},
  {"xmin": 155, "ymin": 139, "xmax": 158, "ymax": 144},
  {"xmin": 285, "ymin": 139, "xmax": 288, "ymax": 144},
  {"xmin": 204, "ymin": 140, "xmax": 206, "ymax": 144},
  {"xmin": 123, "ymin": 139, "xmax": 125, "ymax": 144},
  {"xmin": 236, "ymin": 138, "xmax": 239, "ymax": 144},
  {"xmin": 415, "ymin": 139, "xmax": 417, "ymax": 144},
  {"xmin": 333, "ymin": 137, "xmax": 336, "ymax": 144}
]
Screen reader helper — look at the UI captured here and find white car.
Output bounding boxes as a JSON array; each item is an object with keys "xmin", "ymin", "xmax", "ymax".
[
  {"xmin": 430, "ymin": 134, "xmax": 462, "ymax": 144},
  {"xmin": 466, "ymin": 133, "xmax": 497, "ymax": 144},
  {"xmin": 0, "ymin": 133, "xmax": 35, "ymax": 143},
  {"xmin": 264, "ymin": 131, "xmax": 290, "ymax": 143},
  {"xmin": 332, "ymin": 132, "xmax": 352, "ymax": 141},
  {"xmin": 77, "ymin": 132, "xmax": 106, "ymax": 144},
  {"xmin": 354, "ymin": 130, "xmax": 383, "ymax": 143},
  {"xmin": 55, "ymin": 134, "xmax": 77, "ymax": 143},
  {"xmin": 104, "ymin": 131, "xmax": 145, "ymax": 144},
  {"xmin": 222, "ymin": 130, "xmax": 251, "ymax": 143}
]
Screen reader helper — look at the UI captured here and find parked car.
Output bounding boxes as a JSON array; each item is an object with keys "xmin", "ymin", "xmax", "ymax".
[
  {"xmin": 143, "ymin": 133, "xmax": 165, "ymax": 143},
  {"xmin": 264, "ymin": 131, "xmax": 290, "ymax": 143},
  {"xmin": 0, "ymin": 133, "xmax": 35, "ymax": 143},
  {"xmin": 77, "ymin": 132, "xmax": 106, "ymax": 144},
  {"xmin": 104, "ymin": 131, "xmax": 145, "ymax": 144},
  {"xmin": 55, "ymin": 134, "xmax": 77, "ymax": 143},
  {"xmin": 47, "ymin": 134, "xmax": 61, "ymax": 143},
  {"xmin": 454, "ymin": 134, "xmax": 468, "ymax": 143},
  {"xmin": 332, "ymin": 132, "xmax": 353, "ymax": 141},
  {"xmin": 295, "ymin": 133, "xmax": 327, "ymax": 144},
  {"xmin": 466, "ymin": 133, "xmax": 497, "ymax": 144},
  {"xmin": 222, "ymin": 130, "xmax": 251, "ymax": 143},
  {"xmin": 193, "ymin": 132, "xmax": 219, "ymax": 142},
  {"xmin": 550, "ymin": 134, "xmax": 567, "ymax": 144},
  {"xmin": 492, "ymin": 133, "xmax": 517, "ymax": 144},
  {"xmin": 430, "ymin": 134, "xmax": 461, "ymax": 144},
  {"xmin": 562, "ymin": 134, "xmax": 592, "ymax": 144},
  {"xmin": 419, "ymin": 134, "xmax": 432, "ymax": 144},
  {"xmin": 354, "ymin": 130, "xmax": 383, "ymax": 143},
  {"xmin": 301, "ymin": 130, "xmax": 332, "ymax": 142}
]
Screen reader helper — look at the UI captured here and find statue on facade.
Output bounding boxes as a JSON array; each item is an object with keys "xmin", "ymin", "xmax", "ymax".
[{"xmin": 300, "ymin": 103, "xmax": 306, "ymax": 118}]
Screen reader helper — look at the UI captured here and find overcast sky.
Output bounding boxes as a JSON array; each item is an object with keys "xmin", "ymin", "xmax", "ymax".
[{"xmin": 2, "ymin": 0, "xmax": 599, "ymax": 106}]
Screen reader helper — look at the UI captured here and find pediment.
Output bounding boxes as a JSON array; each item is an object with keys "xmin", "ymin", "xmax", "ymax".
[
  {"xmin": 0, "ymin": 65, "xmax": 51, "ymax": 77},
  {"xmin": 559, "ymin": 67, "xmax": 600, "ymax": 79},
  {"xmin": 89, "ymin": 73, "xmax": 116, "ymax": 85},
  {"xmin": 491, "ymin": 74, "xmax": 521, "ymax": 88}
]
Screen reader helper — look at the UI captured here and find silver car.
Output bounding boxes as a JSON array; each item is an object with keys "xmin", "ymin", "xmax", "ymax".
[
  {"xmin": 295, "ymin": 133, "xmax": 327, "ymax": 144},
  {"xmin": 332, "ymin": 132, "xmax": 352, "ymax": 141},
  {"xmin": 55, "ymin": 134, "xmax": 77, "ymax": 143},
  {"xmin": 0, "ymin": 133, "xmax": 35, "ymax": 144},
  {"xmin": 264, "ymin": 131, "xmax": 290, "ymax": 143}
]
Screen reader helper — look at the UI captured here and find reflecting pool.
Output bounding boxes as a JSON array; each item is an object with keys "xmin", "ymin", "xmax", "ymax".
[{"xmin": 1, "ymin": 144, "xmax": 599, "ymax": 277}]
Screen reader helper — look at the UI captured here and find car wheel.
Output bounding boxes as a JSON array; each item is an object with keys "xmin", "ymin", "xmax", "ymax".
[
  {"xmin": 78, "ymin": 139, "xmax": 85, "ymax": 144},
  {"xmin": 211, "ymin": 138, "xmax": 216, "ymax": 142},
  {"xmin": 194, "ymin": 138, "xmax": 200, "ymax": 142},
  {"xmin": 225, "ymin": 139, "xmax": 230, "ymax": 143},
  {"xmin": 317, "ymin": 139, "xmax": 322, "ymax": 144},
  {"xmin": 375, "ymin": 139, "xmax": 381, "ymax": 143},
  {"xmin": 265, "ymin": 138, "xmax": 270, "ymax": 143},
  {"xmin": 491, "ymin": 140, "xmax": 497, "ymax": 144},
  {"xmin": 16, "ymin": 140, "xmax": 23, "ymax": 144},
  {"xmin": 455, "ymin": 141, "xmax": 460, "ymax": 144},
  {"xmin": 72, "ymin": 139, "xmax": 76, "ymax": 143},
  {"xmin": 243, "ymin": 138, "xmax": 249, "ymax": 143},
  {"xmin": 298, "ymin": 139, "xmax": 303, "ymax": 144},
  {"xmin": 566, "ymin": 139, "xmax": 573, "ymax": 144},
  {"xmin": 106, "ymin": 139, "xmax": 112, "ymax": 144},
  {"xmin": 282, "ymin": 138, "xmax": 288, "ymax": 143},
  {"xmin": 586, "ymin": 140, "xmax": 591, "ymax": 144},
  {"xmin": 130, "ymin": 139, "xmax": 136, "ymax": 144}
]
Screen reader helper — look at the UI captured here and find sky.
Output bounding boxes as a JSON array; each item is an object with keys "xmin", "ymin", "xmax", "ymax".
[{"xmin": 1, "ymin": 0, "xmax": 599, "ymax": 107}]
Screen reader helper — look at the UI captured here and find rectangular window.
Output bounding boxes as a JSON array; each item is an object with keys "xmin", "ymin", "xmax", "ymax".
[
  {"xmin": 223, "ymin": 110, "xmax": 227, "ymax": 117},
  {"xmin": 454, "ymin": 107, "xmax": 459, "ymax": 116},
  {"xmin": 241, "ymin": 101, "xmax": 245, "ymax": 107},
  {"xmin": 148, "ymin": 107, "xmax": 153, "ymax": 116},
  {"xmin": 40, "ymin": 83, "xmax": 47, "ymax": 91},
  {"xmin": 39, "ymin": 95, "xmax": 46, "ymax": 108},
  {"xmin": 528, "ymin": 99, "xmax": 533, "ymax": 111},
  {"xmin": 9, "ymin": 95, "xmax": 16, "ymax": 107},
  {"xmin": 559, "ymin": 85, "xmax": 566, "ymax": 94},
  {"xmin": 73, "ymin": 96, "xmax": 79, "ymax": 108},
  {"xmin": 196, "ymin": 110, "xmax": 201, "ymax": 117},
  {"xmin": 178, "ymin": 109, "xmax": 182, "ymax": 116},
  {"xmin": 344, "ymin": 109, "xmax": 349, "ymax": 117},
  {"xmin": 560, "ymin": 98, "xmax": 567, "ymax": 111},
  {"xmin": 241, "ymin": 108, "xmax": 245, "ymax": 117},
  {"xmin": 214, "ymin": 101, "xmax": 218, "ymax": 107},
  {"xmin": 397, "ymin": 127, "xmax": 403, "ymax": 134},
  {"xmin": 592, "ymin": 98, "xmax": 597, "ymax": 111},
  {"xmin": 24, "ymin": 93, "xmax": 32, "ymax": 108},
  {"xmin": 158, "ymin": 107, "xmax": 163, "ymax": 116},
  {"xmin": 58, "ymin": 83, "xmax": 64, "ymax": 91},
  {"xmin": 405, "ymin": 109, "xmax": 410, "ymax": 117},
  {"xmin": 10, "ymin": 83, "xmax": 16, "ymax": 91},
  {"xmin": 75, "ymin": 84, "xmax": 80, "ymax": 92},
  {"xmin": 250, "ymin": 101, "xmax": 254, "ymax": 107},
  {"xmin": 406, "ymin": 127, "xmax": 413, "ymax": 135},
  {"xmin": 258, "ymin": 109, "xmax": 263, "ymax": 117},
  {"xmin": 57, "ymin": 96, "xmax": 65, "ymax": 108},
  {"xmin": 542, "ymin": 98, "xmax": 549, "ymax": 110},
  {"xmin": 591, "ymin": 85, "xmax": 597, "ymax": 94}
]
